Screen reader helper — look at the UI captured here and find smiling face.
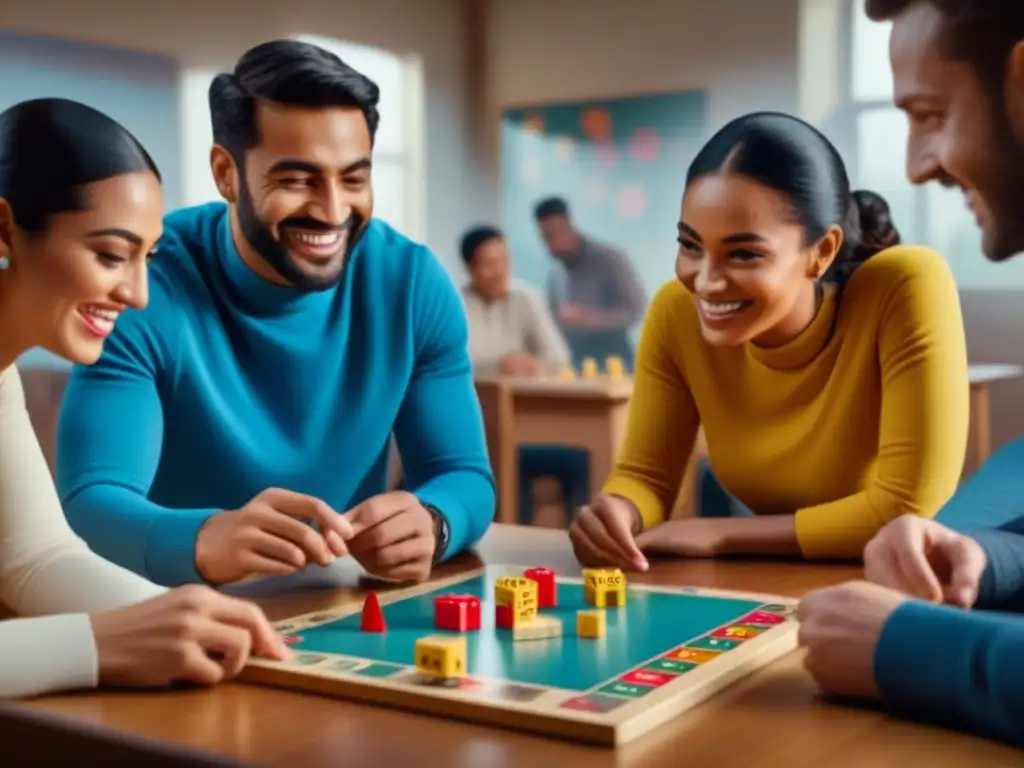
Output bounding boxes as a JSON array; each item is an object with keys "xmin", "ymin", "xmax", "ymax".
[
  {"xmin": 212, "ymin": 101, "xmax": 373, "ymax": 291},
  {"xmin": 675, "ymin": 173, "xmax": 840, "ymax": 348},
  {"xmin": 890, "ymin": 2, "xmax": 1024, "ymax": 260},
  {"xmin": 0, "ymin": 171, "xmax": 163, "ymax": 364}
]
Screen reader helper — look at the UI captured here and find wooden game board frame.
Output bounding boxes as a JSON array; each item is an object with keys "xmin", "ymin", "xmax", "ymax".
[{"xmin": 239, "ymin": 567, "xmax": 799, "ymax": 746}]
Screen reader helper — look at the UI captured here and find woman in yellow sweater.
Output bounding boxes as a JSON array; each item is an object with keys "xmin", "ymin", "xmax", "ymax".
[{"xmin": 570, "ymin": 112, "xmax": 969, "ymax": 570}]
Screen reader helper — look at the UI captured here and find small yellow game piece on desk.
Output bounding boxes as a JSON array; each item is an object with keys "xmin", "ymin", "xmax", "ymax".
[
  {"xmin": 577, "ymin": 610, "xmax": 606, "ymax": 638},
  {"xmin": 414, "ymin": 635, "xmax": 467, "ymax": 679},
  {"xmin": 582, "ymin": 567, "xmax": 627, "ymax": 607},
  {"xmin": 581, "ymin": 357, "xmax": 599, "ymax": 379},
  {"xmin": 556, "ymin": 366, "xmax": 576, "ymax": 380},
  {"xmin": 605, "ymin": 355, "xmax": 624, "ymax": 378},
  {"xmin": 512, "ymin": 614, "xmax": 563, "ymax": 641}
]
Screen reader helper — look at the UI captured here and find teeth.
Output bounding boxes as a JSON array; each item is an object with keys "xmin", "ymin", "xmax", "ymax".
[
  {"xmin": 701, "ymin": 299, "xmax": 746, "ymax": 316},
  {"xmin": 85, "ymin": 306, "xmax": 119, "ymax": 321},
  {"xmin": 292, "ymin": 231, "xmax": 341, "ymax": 246}
]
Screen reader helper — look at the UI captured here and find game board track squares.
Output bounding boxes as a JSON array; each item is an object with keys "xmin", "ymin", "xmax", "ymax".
[
  {"xmin": 711, "ymin": 624, "xmax": 767, "ymax": 641},
  {"xmin": 667, "ymin": 647, "xmax": 722, "ymax": 664},
  {"xmin": 688, "ymin": 635, "xmax": 741, "ymax": 652},
  {"xmin": 741, "ymin": 610, "xmax": 788, "ymax": 626}
]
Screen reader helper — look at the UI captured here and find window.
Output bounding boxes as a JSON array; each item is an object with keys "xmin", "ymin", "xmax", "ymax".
[
  {"xmin": 298, "ymin": 35, "xmax": 424, "ymax": 240},
  {"xmin": 177, "ymin": 38, "xmax": 424, "ymax": 240},
  {"xmin": 844, "ymin": 0, "xmax": 983, "ymax": 273}
]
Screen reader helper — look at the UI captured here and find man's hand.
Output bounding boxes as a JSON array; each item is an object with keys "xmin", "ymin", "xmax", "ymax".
[
  {"xmin": 498, "ymin": 353, "xmax": 541, "ymax": 377},
  {"xmin": 863, "ymin": 514, "xmax": 987, "ymax": 607},
  {"xmin": 343, "ymin": 491, "xmax": 438, "ymax": 583},
  {"xmin": 195, "ymin": 488, "xmax": 352, "ymax": 584},
  {"xmin": 796, "ymin": 580, "xmax": 909, "ymax": 701}
]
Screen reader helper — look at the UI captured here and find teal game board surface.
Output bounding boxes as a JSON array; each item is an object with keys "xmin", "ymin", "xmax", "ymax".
[{"xmin": 240, "ymin": 566, "xmax": 799, "ymax": 747}]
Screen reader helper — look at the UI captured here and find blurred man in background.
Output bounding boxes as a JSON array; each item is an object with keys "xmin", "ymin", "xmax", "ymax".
[
  {"xmin": 459, "ymin": 224, "xmax": 589, "ymax": 526},
  {"xmin": 534, "ymin": 196, "xmax": 646, "ymax": 369}
]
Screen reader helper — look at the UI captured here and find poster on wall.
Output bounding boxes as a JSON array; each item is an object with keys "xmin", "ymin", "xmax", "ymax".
[{"xmin": 500, "ymin": 89, "xmax": 707, "ymax": 303}]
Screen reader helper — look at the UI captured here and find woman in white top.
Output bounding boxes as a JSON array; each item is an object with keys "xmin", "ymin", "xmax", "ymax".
[{"xmin": 0, "ymin": 98, "xmax": 289, "ymax": 699}]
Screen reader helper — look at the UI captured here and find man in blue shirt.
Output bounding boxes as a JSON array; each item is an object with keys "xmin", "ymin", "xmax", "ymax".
[
  {"xmin": 797, "ymin": 0, "xmax": 1024, "ymax": 747},
  {"xmin": 55, "ymin": 40, "xmax": 495, "ymax": 588}
]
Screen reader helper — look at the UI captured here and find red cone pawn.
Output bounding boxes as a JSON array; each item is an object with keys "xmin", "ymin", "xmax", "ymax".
[{"xmin": 360, "ymin": 591, "xmax": 387, "ymax": 632}]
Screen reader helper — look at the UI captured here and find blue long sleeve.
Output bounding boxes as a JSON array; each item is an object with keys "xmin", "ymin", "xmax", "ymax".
[
  {"xmin": 972, "ymin": 524, "xmax": 1024, "ymax": 612},
  {"xmin": 391, "ymin": 244, "xmax": 496, "ymax": 558},
  {"xmin": 875, "ymin": 601, "xmax": 1024, "ymax": 746},
  {"xmin": 936, "ymin": 436, "xmax": 1024, "ymax": 530},
  {"xmin": 57, "ymin": 204, "xmax": 494, "ymax": 585},
  {"xmin": 57, "ymin": 279, "xmax": 217, "ymax": 586}
]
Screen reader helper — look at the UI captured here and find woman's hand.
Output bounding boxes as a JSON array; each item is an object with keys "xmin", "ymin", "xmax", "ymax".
[
  {"xmin": 90, "ymin": 585, "xmax": 289, "ymax": 689},
  {"xmin": 568, "ymin": 495, "xmax": 649, "ymax": 571}
]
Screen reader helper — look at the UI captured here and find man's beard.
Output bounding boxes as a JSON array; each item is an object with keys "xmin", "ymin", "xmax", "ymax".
[
  {"xmin": 236, "ymin": 179, "xmax": 365, "ymax": 292},
  {"xmin": 979, "ymin": 109, "xmax": 1024, "ymax": 262}
]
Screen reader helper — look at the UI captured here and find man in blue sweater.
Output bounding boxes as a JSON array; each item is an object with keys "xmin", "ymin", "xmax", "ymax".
[
  {"xmin": 797, "ymin": 0, "xmax": 1024, "ymax": 747},
  {"xmin": 55, "ymin": 40, "xmax": 495, "ymax": 588}
]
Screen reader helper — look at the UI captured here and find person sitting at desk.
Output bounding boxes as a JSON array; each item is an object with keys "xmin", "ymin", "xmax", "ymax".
[
  {"xmin": 459, "ymin": 224, "xmax": 589, "ymax": 523},
  {"xmin": 0, "ymin": 98, "xmax": 286, "ymax": 699},
  {"xmin": 568, "ymin": 111, "xmax": 969, "ymax": 570},
  {"xmin": 54, "ymin": 40, "xmax": 495, "ymax": 589}
]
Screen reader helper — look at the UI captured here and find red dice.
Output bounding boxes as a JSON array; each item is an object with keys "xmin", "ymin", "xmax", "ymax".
[
  {"xmin": 524, "ymin": 567, "xmax": 557, "ymax": 607},
  {"xmin": 495, "ymin": 602, "xmax": 515, "ymax": 629},
  {"xmin": 434, "ymin": 594, "xmax": 481, "ymax": 631}
]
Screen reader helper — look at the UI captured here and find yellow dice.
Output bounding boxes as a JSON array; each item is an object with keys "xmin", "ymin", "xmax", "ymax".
[
  {"xmin": 414, "ymin": 635, "xmax": 467, "ymax": 679},
  {"xmin": 577, "ymin": 610, "xmax": 606, "ymax": 639},
  {"xmin": 583, "ymin": 568, "xmax": 627, "ymax": 608}
]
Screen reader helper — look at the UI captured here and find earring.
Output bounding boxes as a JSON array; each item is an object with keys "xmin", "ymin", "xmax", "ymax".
[{"xmin": 0, "ymin": 255, "xmax": 9, "ymax": 270}]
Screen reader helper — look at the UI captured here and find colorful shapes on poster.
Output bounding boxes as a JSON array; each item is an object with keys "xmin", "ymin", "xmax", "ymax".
[
  {"xmin": 581, "ymin": 107, "xmax": 612, "ymax": 141},
  {"xmin": 629, "ymin": 127, "xmax": 661, "ymax": 162},
  {"xmin": 554, "ymin": 135, "xmax": 577, "ymax": 160},
  {"xmin": 522, "ymin": 113, "xmax": 545, "ymax": 134},
  {"xmin": 616, "ymin": 183, "xmax": 647, "ymax": 220}
]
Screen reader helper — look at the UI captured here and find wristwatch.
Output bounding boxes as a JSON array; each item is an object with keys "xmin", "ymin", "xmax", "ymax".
[{"xmin": 421, "ymin": 501, "xmax": 450, "ymax": 562}]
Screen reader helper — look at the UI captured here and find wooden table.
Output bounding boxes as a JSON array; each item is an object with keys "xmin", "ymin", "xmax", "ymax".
[
  {"xmin": 13, "ymin": 525, "xmax": 1020, "ymax": 767},
  {"xmin": 476, "ymin": 376, "xmax": 633, "ymax": 524},
  {"xmin": 968, "ymin": 363, "xmax": 1024, "ymax": 472}
]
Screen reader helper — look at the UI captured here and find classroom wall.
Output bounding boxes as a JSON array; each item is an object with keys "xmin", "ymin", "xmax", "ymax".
[{"xmin": 479, "ymin": 0, "xmax": 801, "ymax": 291}]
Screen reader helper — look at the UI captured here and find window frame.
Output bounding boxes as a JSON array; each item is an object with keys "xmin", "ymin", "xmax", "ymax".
[{"xmin": 841, "ymin": 0, "xmax": 930, "ymax": 242}]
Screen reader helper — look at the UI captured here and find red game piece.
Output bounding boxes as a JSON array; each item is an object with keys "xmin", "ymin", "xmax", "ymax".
[
  {"xmin": 524, "ymin": 567, "xmax": 556, "ymax": 607},
  {"xmin": 434, "ymin": 594, "xmax": 481, "ymax": 631},
  {"xmin": 360, "ymin": 591, "xmax": 387, "ymax": 632},
  {"xmin": 495, "ymin": 602, "xmax": 514, "ymax": 629}
]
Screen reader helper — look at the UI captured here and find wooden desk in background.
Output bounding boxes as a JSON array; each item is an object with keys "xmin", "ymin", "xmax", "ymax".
[
  {"xmin": 967, "ymin": 363, "xmax": 1024, "ymax": 473},
  {"xmin": 475, "ymin": 376, "xmax": 632, "ymax": 524},
  {"xmin": 9, "ymin": 525, "xmax": 1019, "ymax": 767}
]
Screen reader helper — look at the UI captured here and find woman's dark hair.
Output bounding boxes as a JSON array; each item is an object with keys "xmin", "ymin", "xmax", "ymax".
[
  {"xmin": 852, "ymin": 189, "xmax": 900, "ymax": 262},
  {"xmin": 0, "ymin": 98, "xmax": 160, "ymax": 235},
  {"xmin": 686, "ymin": 111, "xmax": 894, "ymax": 284}
]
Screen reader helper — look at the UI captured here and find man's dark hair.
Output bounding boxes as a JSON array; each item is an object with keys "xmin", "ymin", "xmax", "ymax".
[
  {"xmin": 533, "ymin": 196, "xmax": 570, "ymax": 220},
  {"xmin": 865, "ymin": 0, "xmax": 1024, "ymax": 90},
  {"xmin": 208, "ymin": 39, "xmax": 381, "ymax": 162},
  {"xmin": 459, "ymin": 225, "xmax": 503, "ymax": 265}
]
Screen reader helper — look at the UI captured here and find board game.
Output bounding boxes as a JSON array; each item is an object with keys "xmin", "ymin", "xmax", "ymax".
[{"xmin": 239, "ymin": 565, "xmax": 799, "ymax": 746}]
